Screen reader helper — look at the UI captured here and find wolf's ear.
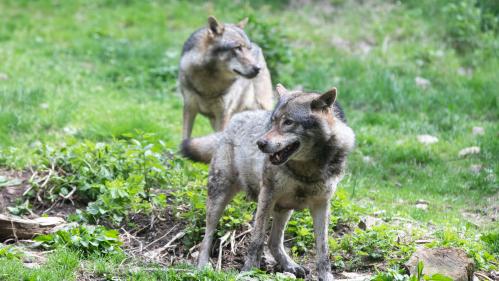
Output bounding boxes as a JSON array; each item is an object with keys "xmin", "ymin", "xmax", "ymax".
[
  {"xmin": 311, "ymin": 88, "xmax": 337, "ymax": 110},
  {"xmin": 208, "ymin": 16, "xmax": 224, "ymax": 35},
  {"xmin": 237, "ymin": 17, "xmax": 249, "ymax": 29},
  {"xmin": 276, "ymin": 83, "xmax": 289, "ymax": 98}
]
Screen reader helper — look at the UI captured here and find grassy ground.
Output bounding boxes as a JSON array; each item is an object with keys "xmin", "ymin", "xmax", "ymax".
[{"xmin": 0, "ymin": 0, "xmax": 498, "ymax": 280}]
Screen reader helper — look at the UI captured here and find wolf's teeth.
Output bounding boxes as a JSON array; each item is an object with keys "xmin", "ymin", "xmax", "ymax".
[{"xmin": 275, "ymin": 154, "xmax": 280, "ymax": 161}]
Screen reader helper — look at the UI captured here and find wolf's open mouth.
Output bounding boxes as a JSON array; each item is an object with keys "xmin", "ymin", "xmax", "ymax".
[{"xmin": 269, "ymin": 141, "xmax": 300, "ymax": 165}]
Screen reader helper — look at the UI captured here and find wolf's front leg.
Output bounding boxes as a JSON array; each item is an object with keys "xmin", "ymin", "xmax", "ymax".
[
  {"xmin": 268, "ymin": 209, "xmax": 309, "ymax": 278},
  {"xmin": 311, "ymin": 200, "xmax": 334, "ymax": 281},
  {"xmin": 242, "ymin": 186, "xmax": 273, "ymax": 271}
]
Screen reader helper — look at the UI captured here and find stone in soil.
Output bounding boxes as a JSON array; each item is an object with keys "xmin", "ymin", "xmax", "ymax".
[{"xmin": 405, "ymin": 247, "xmax": 474, "ymax": 281}]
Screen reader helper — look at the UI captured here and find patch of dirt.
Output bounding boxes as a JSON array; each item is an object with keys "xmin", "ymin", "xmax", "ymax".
[
  {"xmin": 462, "ymin": 192, "xmax": 499, "ymax": 227},
  {"xmin": 0, "ymin": 168, "xmax": 84, "ymax": 220},
  {"xmin": 0, "ymin": 169, "xmax": 31, "ymax": 213}
]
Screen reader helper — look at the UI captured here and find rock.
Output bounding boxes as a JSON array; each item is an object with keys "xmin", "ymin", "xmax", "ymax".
[
  {"xmin": 415, "ymin": 200, "xmax": 429, "ymax": 210},
  {"xmin": 458, "ymin": 67, "xmax": 473, "ymax": 77},
  {"xmin": 0, "ymin": 214, "xmax": 65, "ymax": 240},
  {"xmin": 405, "ymin": 247, "xmax": 474, "ymax": 281},
  {"xmin": 373, "ymin": 210, "xmax": 386, "ymax": 217},
  {"xmin": 337, "ymin": 272, "xmax": 373, "ymax": 281},
  {"xmin": 281, "ymin": 272, "xmax": 296, "ymax": 279},
  {"xmin": 459, "ymin": 146, "xmax": 480, "ymax": 157},
  {"xmin": 49, "ymin": 222, "xmax": 78, "ymax": 233},
  {"xmin": 0, "ymin": 73, "xmax": 8, "ymax": 80},
  {"xmin": 358, "ymin": 216, "xmax": 383, "ymax": 230},
  {"xmin": 469, "ymin": 164, "xmax": 482, "ymax": 174},
  {"xmin": 415, "ymin": 77, "xmax": 431, "ymax": 90},
  {"xmin": 472, "ymin": 127, "xmax": 484, "ymax": 136},
  {"xmin": 416, "ymin": 203, "xmax": 428, "ymax": 210},
  {"xmin": 417, "ymin": 135, "xmax": 438, "ymax": 145},
  {"xmin": 63, "ymin": 126, "xmax": 78, "ymax": 135},
  {"xmin": 362, "ymin": 156, "xmax": 373, "ymax": 164}
]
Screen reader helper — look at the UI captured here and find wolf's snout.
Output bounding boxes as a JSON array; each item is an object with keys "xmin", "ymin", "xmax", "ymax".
[
  {"xmin": 256, "ymin": 139, "xmax": 267, "ymax": 151},
  {"xmin": 252, "ymin": 65, "xmax": 261, "ymax": 74}
]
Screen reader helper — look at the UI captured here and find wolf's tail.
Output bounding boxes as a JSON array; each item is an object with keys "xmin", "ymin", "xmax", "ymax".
[{"xmin": 180, "ymin": 133, "xmax": 222, "ymax": 163}]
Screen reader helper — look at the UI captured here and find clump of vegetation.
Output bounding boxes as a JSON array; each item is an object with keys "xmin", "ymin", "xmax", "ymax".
[
  {"xmin": 34, "ymin": 225, "xmax": 122, "ymax": 256},
  {"xmin": 245, "ymin": 15, "xmax": 292, "ymax": 81},
  {"xmin": 372, "ymin": 261, "xmax": 452, "ymax": 281},
  {"xmin": 428, "ymin": 227, "xmax": 498, "ymax": 271},
  {"xmin": 331, "ymin": 224, "xmax": 415, "ymax": 271},
  {"xmin": 7, "ymin": 199, "xmax": 32, "ymax": 216},
  {"xmin": 481, "ymin": 230, "xmax": 499, "ymax": 255},
  {"xmin": 24, "ymin": 133, "xmax": 174, "ymax": 225},
  {"xmin": 0, "ymin": 244, "xmax": 24, "ymax": 260}
]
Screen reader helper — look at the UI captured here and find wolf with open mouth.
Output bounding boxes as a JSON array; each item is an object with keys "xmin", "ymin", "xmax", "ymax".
[{"xmin": 182, "ymin": 84, "xmax": 355, "ymax": 281}]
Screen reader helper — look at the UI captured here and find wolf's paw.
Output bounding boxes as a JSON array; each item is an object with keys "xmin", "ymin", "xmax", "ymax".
[
  {"xmin": 281, "ymin": 263, "xmax": 309, "ymax": 278},
  {"xmin": 318, "ymin": 272, "xmax": 334, "ymax": 281}
]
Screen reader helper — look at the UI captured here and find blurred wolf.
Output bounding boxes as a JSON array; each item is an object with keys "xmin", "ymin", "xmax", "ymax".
[
  {"xmin": 182, "ymin": 84, "xmax": 355, "ymax": 281},
  {"xmin": 178, "ymin": 16, "xmax": 273, "ymax": 140}
]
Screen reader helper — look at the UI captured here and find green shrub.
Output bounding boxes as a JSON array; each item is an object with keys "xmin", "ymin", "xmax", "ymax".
[
  {"xmin": 34, "ymin": 225, "xmax": 122, "ymax": 256},
  {"xmin": 246, "ymin": 15, "xmax": 292, "ymax": 81},
  {"xmin": 28, "ymin": 133, "xmax": 170, "ymax": 225},
  {"xmin": 333, "ymin": 224, "xmax": 415, "ymax": 270},
  {"xmin": 481, "ymin": 230, "xmax": 499, "ymax": 255}
]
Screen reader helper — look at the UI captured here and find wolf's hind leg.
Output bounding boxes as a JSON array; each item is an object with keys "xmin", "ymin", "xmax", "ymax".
[
  {"xmin": 268, "ymin": 209, "xmax": 308, "ymax": 278},
  {"xmin": 182, "ymin": 102, "xmax": 197, "ymax": 140},
  {"xmin": 242, "ymin": 186, "xmax": 274, "ymax": 271},
  {"xmin": 197, "ymin": 175, "xmax": 237, "ymax": 268}
]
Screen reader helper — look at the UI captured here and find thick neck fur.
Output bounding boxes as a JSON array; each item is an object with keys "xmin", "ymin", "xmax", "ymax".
[
  {"xmin": 187, "ymin": 60, "xmax": 236, "ymax": 97},
  {"xmin": 182, "ymin": 33, "xmax": 237, "ymax": 97},
  {"xmin": 285, "ymin": 136, "xmax": 345, "ymax": 183},
  {"xmin": 283, "ymin": 114, "xmax": 354, "ymax": 183}
]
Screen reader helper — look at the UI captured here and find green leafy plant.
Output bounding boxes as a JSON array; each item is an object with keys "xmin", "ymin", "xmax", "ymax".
[
  {"xmin": 371, "ymin": 261, "xmax": 453, "ymax": 281},
  {"xmin": 0, "ymin": 244, "xmax": 24, "ymax": 260},
  {"xmin": 429, "ymin": 227, "xmax": 498, "ymax": 271},
  {"xmin": 332, "ymin": 224, "xmax": 415, "ymax": 271},
  {"xmin": 25, "ymin": 133, "xmax": 172, "ymax": 225},
  {"xmin": 7, "ymin": 199, "xmax": 32, "ymax": 216},
  {"xmin": 481, "ymin": 230, "xmax": 499, "ymax": 255},
  {"xmin": 246, "ymin": 15, "xmax": 292, "ymax": 81},
  {"xmin": 34, "ymin": 225, "xmax": 122, "ymax": 256}
]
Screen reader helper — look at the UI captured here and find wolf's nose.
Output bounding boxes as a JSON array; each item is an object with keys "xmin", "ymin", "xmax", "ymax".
[
  {"xmin": 252, "ymin": 65, "xmax": 261, "ymax": 74},
  {"xmin": 256, "ymin": 139, "xmax": 267, "ymax": 150}
]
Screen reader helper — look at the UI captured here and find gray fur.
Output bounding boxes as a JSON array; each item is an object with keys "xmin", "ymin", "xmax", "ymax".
[
  {"xmin": 190, "ymin": 87, "xmax": 355, "ymax": 281},
  {"xmin": 179, "ymin": 17, "xmax": 274, "ymax": 140}
]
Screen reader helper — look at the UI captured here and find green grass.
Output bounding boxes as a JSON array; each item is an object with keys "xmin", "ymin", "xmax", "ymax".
[{"xmin": 0, "ymin": 0, "xmax": 497, "ymax": 279}]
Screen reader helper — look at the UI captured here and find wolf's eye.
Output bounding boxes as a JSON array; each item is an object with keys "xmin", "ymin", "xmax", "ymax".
[{"xmin": 283, "ymin": 119, "xmax": 294, "ymax": 126}]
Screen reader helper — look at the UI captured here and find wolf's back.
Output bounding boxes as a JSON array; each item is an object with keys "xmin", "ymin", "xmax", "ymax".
[{"xmin": 180, "ymin": 133, "xmax": 223, "ymax": 163}]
